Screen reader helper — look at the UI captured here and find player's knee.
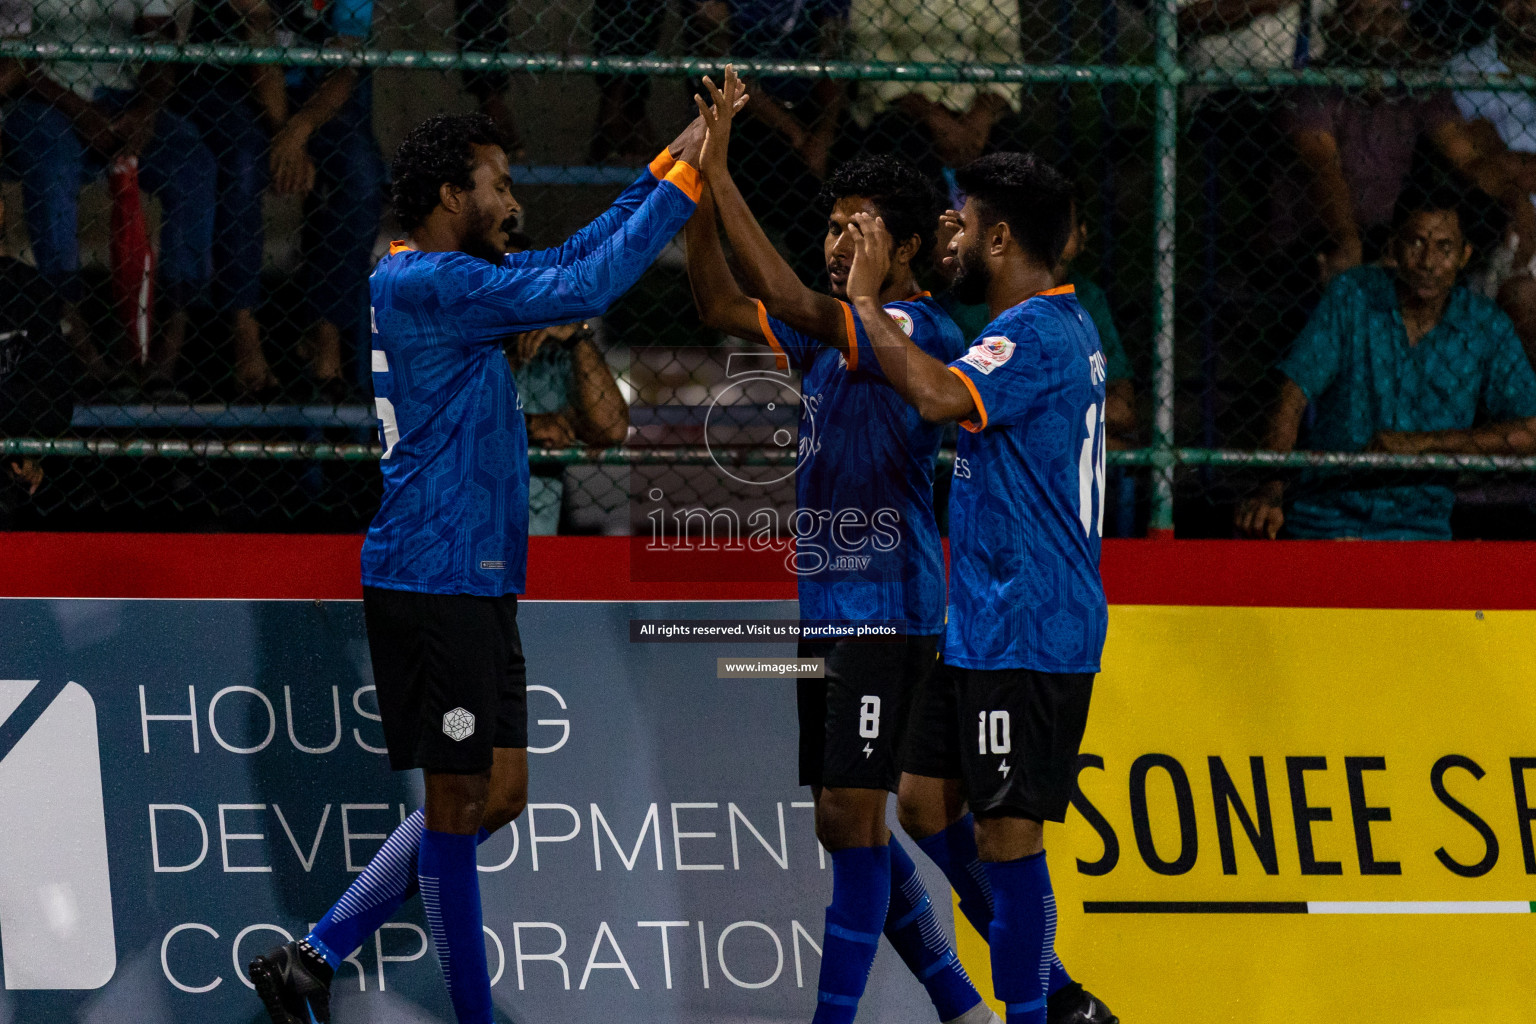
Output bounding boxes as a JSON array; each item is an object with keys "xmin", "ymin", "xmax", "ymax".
[
  {"xmin": 895, "ymin": 792, "xmax": 946, "ymax": 841},
  {"xmin": 481, "ymin": 785, "xmax": 527, "ymax": 834},
  {"xmin": 896, "ymin": 774, "xmax": 963, "ymax": 841},
  {"xmin": 973, "ymin": 813, "xmax": 1044, "ymax": 862},
  {"xmin": 815, "ymin": 788, "xmax": 887, "ymax": 851},
  {"xmin": 424, "ymin": 771, "xmax": 493, "ymax": 834}
]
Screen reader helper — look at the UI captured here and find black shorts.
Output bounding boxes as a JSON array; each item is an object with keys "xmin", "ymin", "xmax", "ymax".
[
  {"xmin": 362, "ymin": 586, "xmax": 528, "ymax": 773},
  {"xmin": 905, "ymin": 660, "xmax": 1094, "ymax": 822},
  {"xmin": 797, "ymin": 634, "xmax": 940, "ymax": 792}
]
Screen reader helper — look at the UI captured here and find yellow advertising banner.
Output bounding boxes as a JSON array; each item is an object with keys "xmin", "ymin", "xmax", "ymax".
[{"xmin": 957, "ymin": 605, "xmax": 1536, "ymax": 1023}]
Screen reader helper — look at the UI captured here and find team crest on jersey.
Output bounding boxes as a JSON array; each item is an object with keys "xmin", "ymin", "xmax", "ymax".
[
  {"xmin": 959, "ymin": 335, "xmax": 1015, "ymax": 375},
  {"xmin": 884, "ymin": 307, "xmax": 915, "ymax": 337}
]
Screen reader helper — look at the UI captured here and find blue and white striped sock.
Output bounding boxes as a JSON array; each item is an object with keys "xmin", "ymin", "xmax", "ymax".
[
  {"xmin": 983, "ymin": 851, "xmax": 1055, "ymax": 1024},
  {"xmin": 305, "ymin": 810, "xmax": 493, "ymax": 970},
  {"xmin": 915, "ymin": 817, "xmax": 1072, "ymax": 997},
  {"xmin": 812, "ymin": 845, "xmax": 892, "ymax": 1024},
  {"xmin": 419, "ymin": 828, "xmax": 493, "ymax": 1024},
  {"xmin": 884, "ymin": 838, "xmax": 982, "ymax": 1021}
]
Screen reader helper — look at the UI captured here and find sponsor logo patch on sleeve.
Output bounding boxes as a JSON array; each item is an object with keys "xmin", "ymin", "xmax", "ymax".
[
  {"xmin": 884, "ymin": 307, "xmax": 915, "ymax": 337},
  {"xmin": 958, "ymin": 335, "xmax": 1015, "ymax": 375}
]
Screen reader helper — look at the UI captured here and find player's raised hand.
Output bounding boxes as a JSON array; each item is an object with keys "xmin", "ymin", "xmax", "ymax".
[
  {"xmin": 668, "ymin": 80, "xmax": 750, "ymax": 162},
  {"xmin": 694, "ymin": 65, "xmax": 748, "ymax": 179},
  {"xmin": 845, "ymin": 212, "xmax": 892, "ymax": 303}
]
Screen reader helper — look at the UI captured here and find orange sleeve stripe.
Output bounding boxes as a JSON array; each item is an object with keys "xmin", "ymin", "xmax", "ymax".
[
  {"xmin": 755, "ymin": 301, "xmax": 790, "ymax": 370},
  {"xmin": 664, "ymin": 161, "xmax": 703, "ymax": 203},
  {"xmin": 839, "ymin": 301, "xmax": 858, "ymax": 372},
  {"xmin": 649, "ymin": 149, "xmax": 677, "ymax": 180},
  {"xmin": 948, "ymin": 366, "xmax": 988, "ymax": 432}
]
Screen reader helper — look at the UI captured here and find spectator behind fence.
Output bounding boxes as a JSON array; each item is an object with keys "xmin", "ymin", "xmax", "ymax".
[
  {"xmin": 0, "ymin": 0, "xmax": 214, "ymax": 392},
  {"xmin": 1237, "ymin": 185, "xmax": 1536, "ymax": 540},
  {"xmin": 1277, "ymin": 0, "xmax": 1532, "ymax": 284},
  {"xmin": 454, "ymin": 0, "xmax": 523, "ymax": 159},
  {"xmin": 846, "ymin": 0, "xmax": 1026, "ymax": 178},
  {"xmin": 1178, "ymin": 0, "xmax": 1333, "ymax": 74},
  {"xmin": 180, "ymin": 0, "xmax": 385, "ymax": 403},
  {"xmin": 0, "ymin": 188, "xmax": 66, "ymax": 503},
  {"xmin": 932, "ymin": 192, "xmax": 1135, "ymax": 445},
  {"xmin": 709, "ymin": 0, "xmax": 850, "ymax": 280},
  {"xmin": 503, "ymin": 232, "xmax": 630, "ymax": 535},
  {"xmin": 588, "ymin": 0, "xmax": 673, "ymax": 162},
  {"xmin": 1448, "ymin": 0, "xmax": 1536, "ymax": 364}
]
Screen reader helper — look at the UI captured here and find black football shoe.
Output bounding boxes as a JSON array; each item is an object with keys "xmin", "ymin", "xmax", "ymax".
[
  {"xmin": 1047, "ymin": 981, "xmax": 1119, "ymax": 1024},
  {"xmin": 248, "ymin": 939, "xmax": 334, "ymax": 1024}
]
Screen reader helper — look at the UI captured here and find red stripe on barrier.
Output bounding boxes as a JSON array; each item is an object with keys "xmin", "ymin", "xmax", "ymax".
[{"xmin": 1, "ymin": 533, "xmax": 1535, "ymax": 607}]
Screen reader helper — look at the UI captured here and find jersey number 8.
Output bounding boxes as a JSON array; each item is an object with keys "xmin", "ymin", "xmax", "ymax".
[{"xmin": 858, "ymin": 696, "xmax": 881, "ymax": 739}]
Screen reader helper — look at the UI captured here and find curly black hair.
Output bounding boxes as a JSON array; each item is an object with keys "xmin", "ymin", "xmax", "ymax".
[
  {"xmin": 955, "ymin": 152, "xmax": 1074, "ymax": 268},
  {"xmin": 391, "ymin": 113, "xmax": 503, "ymax": 232},
  {"xmin": 814, "ymin": 156, "xmax": 945, "ymax": 261}
]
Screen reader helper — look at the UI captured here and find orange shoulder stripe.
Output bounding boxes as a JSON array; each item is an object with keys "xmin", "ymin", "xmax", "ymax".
[
  {"xmin": 839, "ymin": 301, "xmax": 858, "ymax": 372},
  {"xmin": 755, "ymin": 301, "xmax": 790, "ymax": 371},
  {"xmin": 948, "ymin": 365, "xmax": 988, "ymax": 432}
]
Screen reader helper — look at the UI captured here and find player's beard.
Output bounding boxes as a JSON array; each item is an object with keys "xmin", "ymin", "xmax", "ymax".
[
  {"xmin": 462, "ymin": 205, "xmax": 516, "ymax": 264},
  {"xmin": 949, "ymin": 241, "xmax": 991, "ymax": 305}
]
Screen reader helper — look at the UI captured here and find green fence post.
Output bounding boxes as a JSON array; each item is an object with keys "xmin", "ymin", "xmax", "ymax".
[{"xmin": 1149, "ymin": 0, "xmax": 1180, "ymax": 536}]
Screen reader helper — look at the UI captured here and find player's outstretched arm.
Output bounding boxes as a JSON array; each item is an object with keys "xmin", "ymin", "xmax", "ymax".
[
  {"xmin": 697, "ymin": 77, "xmax": 850, "ymax": 353},
  {"xmin": 685, "ymin": 184, "xmax": 767, "ymax": 342},
  {"xmin": 453, "ymin": 74, "xmax": 758, "ymax": 340},
  {"xmin": 513, "ymin": 98, "xmax": 741, "ymax": 272},
  {"xmin": 845, "ymin": 213, "xmax": 976, "ymax": 423}
]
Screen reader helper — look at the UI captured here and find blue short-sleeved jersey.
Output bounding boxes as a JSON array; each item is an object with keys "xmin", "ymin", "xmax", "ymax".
[
  {"xmin": 759, "ymin": 294, "xmax": 966, "ymax": 634},
  {"xmin": 943, "ymin": 285, "xmax": 1108, "ymax": 673},
  {"xmin": 1277, "ymin": 265, "xmax": 1536, "ymax": 539},
  {"xmin": 361, "ymin": 160, "xmax": 700, "ymax": 595}
]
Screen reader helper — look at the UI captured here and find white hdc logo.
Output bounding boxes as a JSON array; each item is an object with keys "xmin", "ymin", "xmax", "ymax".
[
  {"xmin": 443, "ymin": 706, "xmax": 476, "ymax": 742},
  {"xmin": 0, "ymin": 680, "xmax": 116, "ymax": 990}
]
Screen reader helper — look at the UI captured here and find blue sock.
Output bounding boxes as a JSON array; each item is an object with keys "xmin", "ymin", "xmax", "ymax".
[
  {"xmin": 915, "ymin": 817, "xmax": 1073, "ymax": 997},
  {"xmin": 306, "ymin": 811, "xmax": 494, "ymax": 969},
  {"xmin": 812, "ymin": 845, "xmax": 891, "ymax": 1024},
  {"xmin": 913, "ymin": 814, "xmax": 995, "ymax": 939},
  {"xmin": 983, "ymin": 852, "xmax": 1056, "ymax": 1024},
  {"xmin": 885, "ymin": 839, "xmax": 982, "ymax": 1021},
  {"xmin": 418, "ymin": 828, "xmax": 494, "ymax": 1024}
]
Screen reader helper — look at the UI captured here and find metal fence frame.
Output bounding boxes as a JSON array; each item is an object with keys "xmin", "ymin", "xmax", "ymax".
[{"xmin": 7, "ymin": 0, "xmax": 1536, "ymax": 533}]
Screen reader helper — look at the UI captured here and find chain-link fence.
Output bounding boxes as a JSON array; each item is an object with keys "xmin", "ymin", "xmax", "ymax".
[{"xmin": 2, "ymin": 0, "xmax": 1536, "ymax": 537}]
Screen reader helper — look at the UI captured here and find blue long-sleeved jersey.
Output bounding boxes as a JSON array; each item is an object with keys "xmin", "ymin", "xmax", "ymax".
[{"xmin": 361, "ymin": 156, "xmax": 701, "ymax": 595}]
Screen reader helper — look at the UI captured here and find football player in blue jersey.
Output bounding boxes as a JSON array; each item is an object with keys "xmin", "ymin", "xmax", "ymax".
[
  {"xmin": 248, "ymin": 76, "xmax": 742, "ymax": 1024},
  {"xmin": 684, "ymin": 80, "xmax": 998, "ymax": 1024},
  {"xmin": 840, "ymin": 152, "xmax": 1116, "ymax": 1024}
]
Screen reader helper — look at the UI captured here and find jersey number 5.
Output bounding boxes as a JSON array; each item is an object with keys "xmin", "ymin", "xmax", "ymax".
[
  {"xmin": 372, "ymin": 347, "xmax": 399, "ymax": 459},
  {"xmin": 1077, "ymin": 400, "xmax": 1106, "ymax": 539}
]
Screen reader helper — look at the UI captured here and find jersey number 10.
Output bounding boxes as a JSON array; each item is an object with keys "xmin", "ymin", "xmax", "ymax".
[{"xmin": 1077, "ymin": 400, "xmax": 1106, "ymax": 539}]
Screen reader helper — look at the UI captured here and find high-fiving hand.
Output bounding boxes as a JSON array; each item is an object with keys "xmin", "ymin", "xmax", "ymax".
[
  {"xmin": 695, "ymin": 65, "xmax": 748, "ymax": 179},
  {"xmin": 845, "ymin": 212, "xmax": 891, "ymax": 303},
  {"xmin": 669, "ymin": 71, "xmax": 750, "ymax": 164}
]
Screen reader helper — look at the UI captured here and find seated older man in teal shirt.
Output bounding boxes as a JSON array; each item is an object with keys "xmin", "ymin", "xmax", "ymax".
[{"xmin": 1238, "ymin": 184, "xmax": 1536, "ymax": 540}]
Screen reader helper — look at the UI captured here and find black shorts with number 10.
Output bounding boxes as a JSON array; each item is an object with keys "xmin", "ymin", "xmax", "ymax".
[
  {"xmin": 797, "ymin": 634, "xmax": 940, "ymax": 792},
  {"xmin": 905, "ymin": 659, "xmax": 1095, "ymax": 822}
]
